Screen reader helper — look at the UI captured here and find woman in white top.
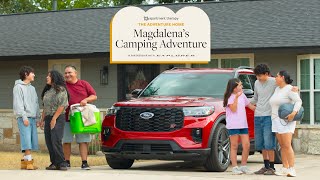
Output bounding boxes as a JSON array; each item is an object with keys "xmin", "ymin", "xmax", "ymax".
[{"xmin": 269, "ymin": 70, "xmax": 302, "ymax": 177}]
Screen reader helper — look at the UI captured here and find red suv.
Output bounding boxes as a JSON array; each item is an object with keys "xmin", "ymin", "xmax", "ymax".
[{"xmin": 101, "ymin": 67, "xmax": 281, "ymax": 172}]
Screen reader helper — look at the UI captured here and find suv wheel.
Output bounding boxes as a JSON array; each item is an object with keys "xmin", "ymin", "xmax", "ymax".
[
  {"xmin": 274, "ymin": 138, "xmax": 282, "ymax": 164},
  {"xmin": 204, "ymin": 123, "xmax": 230, "ymax": 172},
  {"xmin": 106, "ymin": 155, "xmax": 134, "ymax": 169}
]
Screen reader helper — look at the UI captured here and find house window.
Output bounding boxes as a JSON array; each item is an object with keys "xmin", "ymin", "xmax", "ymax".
[
  {"xmin": 192, "ymin": 59, "xmax": 218, "ymax": 68},
  {"xmin": 315, "ymin": 59, "xmax": 320, "ymax": 89},
  {"xmin": 299, "ymin": 59, "xmax": 311, "ymax": 124},
  {"xmin": 314, "ymin": 59, "xmax": 320, "ymax": 123},
  {"xmin": 221, "ymin": 58, "xmax": 250, "ymax": 68},
  {"xmin": 297, "ymin": 55, "xmax": 320, "ymax": 125},
  {"xmin": 192, "ymin": 54, "xmax": 254, "ymax": 68},
  {"xmin": 119, "ymin": 65, "xmax": 159, "ymax": 100},
  {"xmin": 48, "ymin": 59, "xmax": 81, "ymax": 78},
  {"xmin": 300, "ymin": 91, "xmax": 311, "ymax": 124},
  {"xmin": 300, "ymin": 59, "xmax": 310, "ymax": 90}
]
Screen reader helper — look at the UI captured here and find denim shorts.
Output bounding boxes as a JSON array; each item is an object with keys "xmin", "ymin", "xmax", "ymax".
[
  {"xmin": 254, "ymin": 116, "xmax": 276, "ymax": 150},
  {"xmin": 17, "ymin": 117, "xmax": 39, "ymax": 152},
  {"xmin": 62, "ymin": 122, "xmax": 91, "ymax": 144},
  {"xmin": 228, "ymin": 128, "xmax": 248, "ymax": 136}
]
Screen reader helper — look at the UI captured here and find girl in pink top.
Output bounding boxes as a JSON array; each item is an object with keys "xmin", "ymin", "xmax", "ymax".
[{"xmin": 223, "ymin": 78, "xmax": 256, "ymax": 175}]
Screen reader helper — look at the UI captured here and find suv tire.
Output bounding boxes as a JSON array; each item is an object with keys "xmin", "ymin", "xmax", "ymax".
[
  {"xmin": 274, "ymin": 138, "xmax": 282, "ymax": 164},
  {"xmin": 204, "ymin": 123, "xmax": 230, "ymax": 172},
  {"xmin": 106, "ymin": 155, "xmax": 134, "ymax": 169}
]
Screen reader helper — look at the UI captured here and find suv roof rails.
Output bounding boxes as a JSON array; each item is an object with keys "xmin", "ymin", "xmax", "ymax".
[
  {"xmin": 169, "ymin": 66, "xmax": 254, "ymax": 71},
  {"xmin": 237, "ymin": 66, "xmax": 254, "ymax": 70},
  {"xmin": 170, "ymin": 67, "xmax": 192, "ymax": 70}
]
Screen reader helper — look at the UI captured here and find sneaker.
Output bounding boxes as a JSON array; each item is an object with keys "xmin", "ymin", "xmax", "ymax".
[
  {"xmin": 239, "ymin": 166, "xmax": 253, "ymax": 174},
  {"xmin": 264, "ymin": 168, "xmax": 276, "ymax": 175},
  {"xmin": 58, "ymin": 166, "xmax": 68, "ymax": 171},
  {"xmin": 287, "ymin": 167, "xmax": 297, "ymax": 177},
  {"xmin": 81, "ymin": 162, "xmax": 91, "ymax": 170},
  {"xmin": 232, "ymin": 166, "xmax": 243, "ymax": 175},
  {"xmin": 254, "ymin": 167, "xmax": 268, "ymax": 174},
  {"xmin": 46, "ymin": 164, "xmax": 57, "ymax": 170},
  {"xmin": 56, "ymin": 162, "xmax": 68, "ymax": 171},
  {"xmin": 66, "ymin": 162, "xmax": 71, "ymax": 169},
  {"xmin": 275, "ymin": 167, "xmax": 289, "ymax": 176}
]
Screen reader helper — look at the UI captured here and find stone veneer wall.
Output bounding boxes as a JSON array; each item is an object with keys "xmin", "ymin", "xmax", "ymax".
[
  {"xmin": 0, "ymin": 110, "xmax": 34, "ymax": 151},
  {"xmin": 1, "ymin": 109, "xmax": 320, "ymax": 155},
  {"xmin": 293, "ymin": 125, "xmax": 320, "ymax": 154},
  {"xmin": 0, "ymin": 109, "xmax": 107, "ymax": 153}
]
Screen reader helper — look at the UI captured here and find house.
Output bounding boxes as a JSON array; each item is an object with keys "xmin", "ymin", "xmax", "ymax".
[{"xmin": 0, "ymin": 0, "xmax": 319, "ymax": 153}]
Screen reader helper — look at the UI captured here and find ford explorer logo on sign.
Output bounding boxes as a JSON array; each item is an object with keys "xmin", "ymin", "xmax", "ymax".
[{"xmin": 140, "ymin": 112, "xmax": 154, "ymax": 120}]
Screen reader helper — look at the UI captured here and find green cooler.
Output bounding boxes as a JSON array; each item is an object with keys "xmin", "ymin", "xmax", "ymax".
[{"xmin": 69, "ymin": 104, "xmax": 102, "ymax": 134}]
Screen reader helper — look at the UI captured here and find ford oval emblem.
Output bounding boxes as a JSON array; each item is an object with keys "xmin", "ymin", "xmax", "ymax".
[{"xmin": 140, "ymin": 112, "xmax": 154, "ymax": 119}]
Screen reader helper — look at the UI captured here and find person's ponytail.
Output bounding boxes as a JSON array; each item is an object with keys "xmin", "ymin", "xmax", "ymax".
[{"xmin": 279, "ymin": 70, "xmax": 293, "ymax": 85}]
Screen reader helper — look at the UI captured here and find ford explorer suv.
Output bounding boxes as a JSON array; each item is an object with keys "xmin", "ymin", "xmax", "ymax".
[{"xmin": 101, "ymin": 67, "xmax": 281, "ymax": 172}]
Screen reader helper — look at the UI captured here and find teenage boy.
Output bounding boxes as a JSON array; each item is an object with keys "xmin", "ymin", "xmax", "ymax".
[
  {"xmin": 13, "ymin": 66, "xmax": 40, "ymax": 170},
  {"xmin": 252, "ymin": 64, "xmax": 297, "ymax": 175}
]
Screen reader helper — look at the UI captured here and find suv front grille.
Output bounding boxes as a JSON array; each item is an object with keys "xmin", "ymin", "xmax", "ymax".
[
  {"xmin": 121, "ymin": 143, "xmax": 172, "ymax": 152},
  {"xmin": 115, "ymin": 107, "xmax": 184, "ymax": 132}
]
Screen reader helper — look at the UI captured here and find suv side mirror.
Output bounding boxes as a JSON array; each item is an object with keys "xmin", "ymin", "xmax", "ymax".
[
  {"xmin": 243, "ymin": 89, "xmax": 254, "ymax": 98},
  {"xmin": 131, "ymin": 89, "xmax": 143, "ymax": 98}
]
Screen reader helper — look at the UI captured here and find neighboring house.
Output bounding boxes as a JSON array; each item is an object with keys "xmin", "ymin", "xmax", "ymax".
[{"xmin": 0, "ymin": 0, "xmax": 320, "ymax": 153}]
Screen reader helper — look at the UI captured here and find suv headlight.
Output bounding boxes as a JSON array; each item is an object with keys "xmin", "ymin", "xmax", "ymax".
[
  {"xmin": 183, "ymin": 106, "xmax": 215, "ymax": 117},
  {"xmin": 106, "ymin": 106, "xmax": 120, "ymax": 116}
]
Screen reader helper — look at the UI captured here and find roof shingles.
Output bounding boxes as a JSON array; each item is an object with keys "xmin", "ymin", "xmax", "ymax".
[{"xmin": 0, "ymin": 0, "xmax": 319, "ymax": 56}]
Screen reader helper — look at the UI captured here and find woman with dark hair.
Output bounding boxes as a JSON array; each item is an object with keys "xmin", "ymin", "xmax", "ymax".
[
  {"xmin": 40, "ymin": 70, "xmax": 69, "ymax": 170},
  {"xmin": 269, "ymin": 70, "xmax": 302, "ymax": 177},
  {"xmin": 223, "ymin": 78, "xmax": 255, "ymax": 175}
]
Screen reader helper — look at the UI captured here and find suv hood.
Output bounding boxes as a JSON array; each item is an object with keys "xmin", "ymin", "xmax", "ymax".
[{"xmin": 114, "ymin": 96, "xmax": 222, "ymax": 107}]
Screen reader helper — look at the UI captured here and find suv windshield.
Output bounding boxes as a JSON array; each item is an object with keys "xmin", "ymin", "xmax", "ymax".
[{"xmin": 140, "ymin": 73, "xmax": 233, "ymax": 98}]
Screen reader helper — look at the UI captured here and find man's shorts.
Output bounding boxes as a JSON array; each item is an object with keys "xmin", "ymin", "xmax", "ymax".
[
  {"xmin": 228, "ymin": 128, "xmax": 248, "ymax": 136},
  {"xmin": 17, "ymin": 117, "xmax": 39, "ymax": 152},
  {"xmin": 62, "ymin": 122, "xmax": 91, "ymax": 144},
  {"xmin": 254, "ymin": 116, "xmax": 276, "ymax": 150}
]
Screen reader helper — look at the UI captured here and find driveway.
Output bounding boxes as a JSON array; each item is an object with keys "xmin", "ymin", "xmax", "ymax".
[{"xmin": 1, "ymin": 154, "xmax": 319, "ymax": 180}]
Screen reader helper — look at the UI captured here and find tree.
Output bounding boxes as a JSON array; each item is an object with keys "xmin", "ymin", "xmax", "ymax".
[
  {"xmin": 0, "ymin": 0, "xmax": 37, "ymax": 14},
  {"xmin": 0, "ymin": 0, "xmax": 203, "ymax": 15},
  {"xmin": 0, "ymin": 0, "xmax": 111, "ymax": 14}
]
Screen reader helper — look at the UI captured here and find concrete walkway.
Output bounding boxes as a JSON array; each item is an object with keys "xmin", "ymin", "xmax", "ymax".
[{"xmin": 1, "ymin": 154, "xmax": 320, "ymax": 180}]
